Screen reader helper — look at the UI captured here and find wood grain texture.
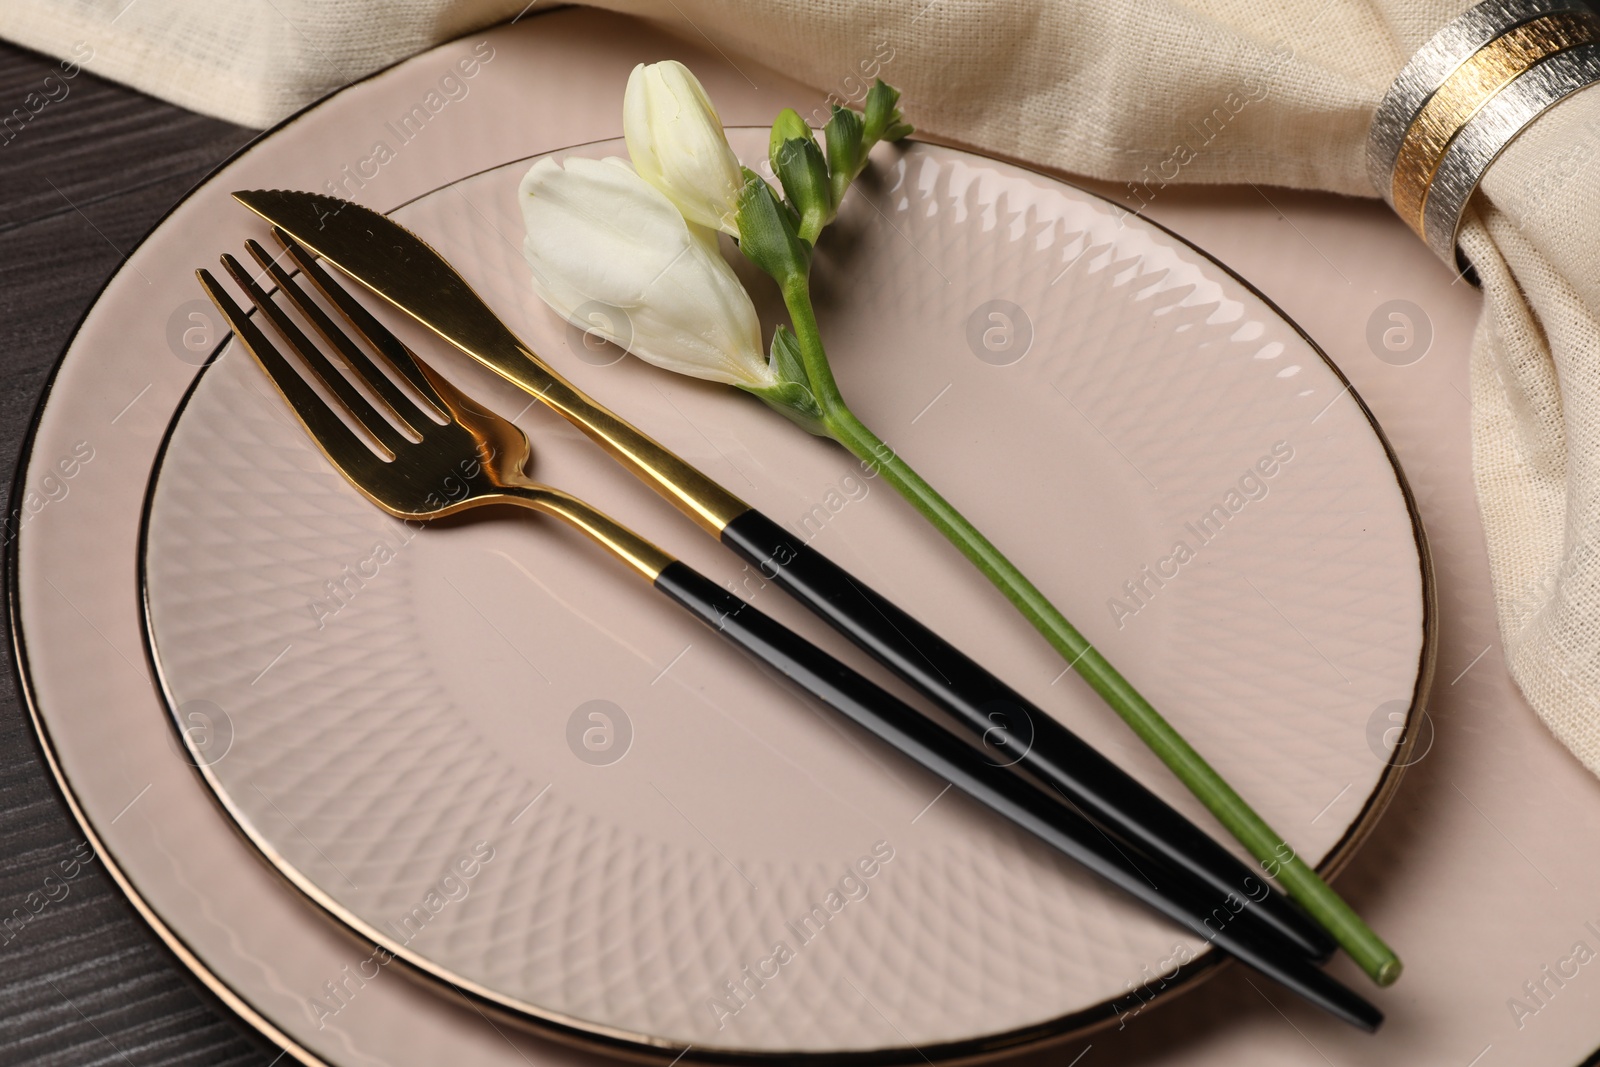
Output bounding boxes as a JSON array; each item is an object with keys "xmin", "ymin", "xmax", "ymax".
[{"xmin": 0, "ymin": 39, "xmax": 280, "ymax": 1067}]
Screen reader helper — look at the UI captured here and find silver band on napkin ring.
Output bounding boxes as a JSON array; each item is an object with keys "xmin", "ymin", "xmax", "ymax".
[{"xmin": 1367, "ymin": 0, "xmax": 1600, "ymax": 263}]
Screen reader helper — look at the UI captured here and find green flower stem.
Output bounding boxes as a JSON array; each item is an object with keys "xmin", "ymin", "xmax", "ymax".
[{"xmin": 779, "ymin": 275, "xmax": 1401, "ymax": 987}]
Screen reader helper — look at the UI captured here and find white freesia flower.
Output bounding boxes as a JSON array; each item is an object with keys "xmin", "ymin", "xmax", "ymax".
[
  {"xmin": 623, "ymin": 60, "xmax": 745, "ymax": 237},
  {"xmin": 518, "ymin": 154, "xmax": 774, "ymax": 389}
]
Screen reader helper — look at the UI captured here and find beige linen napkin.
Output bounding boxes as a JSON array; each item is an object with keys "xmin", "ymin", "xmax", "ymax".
[{"xmin": 8, "ymin": 0, "xmax": 1597, "ymax": 774}]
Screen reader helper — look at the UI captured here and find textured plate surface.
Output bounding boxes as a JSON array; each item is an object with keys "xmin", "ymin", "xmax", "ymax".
[{"xmin": 140, "ymin": 129, "xmax": 1425, "ymax": 1055}]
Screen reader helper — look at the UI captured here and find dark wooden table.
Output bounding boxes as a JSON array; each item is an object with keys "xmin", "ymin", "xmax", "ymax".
[{"xmin": 0, "ymin": 39, "xmax": 282, "ymax": 1066}]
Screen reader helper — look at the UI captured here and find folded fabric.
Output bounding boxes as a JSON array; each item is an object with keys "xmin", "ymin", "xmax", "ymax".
[{"xmin": 8, "ymin": 0, "xmax": 1598, "ymax": 778}]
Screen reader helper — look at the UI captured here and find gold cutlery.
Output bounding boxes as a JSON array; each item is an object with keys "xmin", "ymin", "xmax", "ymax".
[
  {"xmin": 233, "ymin": 189, "xmax": 1347, "ymax": 969},
  {"xmin": 192, "ymin": 229, "xmax": 1379, "ymax": 1031}
]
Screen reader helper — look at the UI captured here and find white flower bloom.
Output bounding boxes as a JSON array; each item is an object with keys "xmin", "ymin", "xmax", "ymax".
[
  {"xmin": 519, "ymin": 154, "xmax": 774, "ymax": 389},
  {"xmin": 623, "ymin": 60, "xmax": 745, "ymax": 237}
]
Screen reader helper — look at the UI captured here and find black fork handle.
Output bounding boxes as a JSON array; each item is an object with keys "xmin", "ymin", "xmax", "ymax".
[
  {"xmin": 651, "ymin": 561, "xmax": 1379, "ymax": 1032},
  {"xmin": 718, "ymin": 509, "xmax": 1335, "ymax": 963}
]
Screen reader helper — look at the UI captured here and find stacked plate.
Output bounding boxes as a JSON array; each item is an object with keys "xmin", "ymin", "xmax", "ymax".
[{"xmin": 10, "ymin": 10, "xmax": 1427, "ymax": 1064}]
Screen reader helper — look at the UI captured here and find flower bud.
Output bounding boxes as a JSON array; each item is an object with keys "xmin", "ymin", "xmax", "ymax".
[
  {"xmin": 735, "ymin": 171, "xmax": 812, "ymax": 285},
  {"xmin": 772, "ymin": 135, "xmax": 831, "ymax": 242},
  {"xmin": 624, "ymin": 61, "xmax": 745, "ymax": 236},
  {"xmin": 823, "ymin": 105, "xmax": 865, "ymax": 209},
  {"xmin": 768, "ymin": 108, "xmax": 816, "ymax": 173},
  {"xmin": 863, "ymin": 79, "xmax": 914, "ymax": 145}
]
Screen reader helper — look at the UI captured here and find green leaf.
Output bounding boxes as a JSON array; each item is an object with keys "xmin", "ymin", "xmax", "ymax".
[
  {"xmin": 823, "ymin": 105, "xmax": 865, "ymax": 209},
  {"xmin": 772, "ymin": 136, "xmax": 832, "ymax": 243},
  {"xmin": 742, "ymin": 326, "xmax": 827, "ymax": 436},
  {"xmin": 769, "ymin": 322, "xmax": 808, "ymax": 386},
  {"xmin": 768, "ymin": 108, "xmax": 816, "ymax": 172},
  {"xmin": 734, "ymin": 172, "xmax": 812, "ymax": 283}
]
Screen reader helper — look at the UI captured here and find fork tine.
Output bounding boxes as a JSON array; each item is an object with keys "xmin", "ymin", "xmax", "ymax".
[
  {"xmin": 272, "ymin": 231, "xmax": 448, "ymax": 414},
  {"xmin": 244, "ymin": 238, "xmax": 441, "ymax": 434},
  {"xmin": 196, "ymin": 268, "xmax": 383, "ymax": 473},
  {"xmin": 271, "ymin": 231, "xmax": 503, "ymax": 438},
  {"xmin": 220, "ymin": 250, "xmax": 410, "ymax": 456}
]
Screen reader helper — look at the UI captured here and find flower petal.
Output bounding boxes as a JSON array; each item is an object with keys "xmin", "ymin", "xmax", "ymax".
[{"xmin": 519, "ymin": 154, "xmax": 773, "ymax": 388}]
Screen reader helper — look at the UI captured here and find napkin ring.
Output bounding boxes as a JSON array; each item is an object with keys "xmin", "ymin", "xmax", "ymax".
[{"xmin": 1368, "ymin": 0, "xmax": 1600, "ymax": 264}]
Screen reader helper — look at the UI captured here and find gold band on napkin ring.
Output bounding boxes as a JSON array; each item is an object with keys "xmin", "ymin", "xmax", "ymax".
[{"xmin": 1368, "ymin": 0, "xmax": 1600, "ymax": 263}]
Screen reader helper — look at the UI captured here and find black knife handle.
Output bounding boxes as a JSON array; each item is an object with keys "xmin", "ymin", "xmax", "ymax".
[
  {"xmin": 651, "ymin": 561, "xmax": 1378, "ymax": 1032},
  {"xmin": 719, "ymin": 508, "xmax": 1335, "ymax": 962}
]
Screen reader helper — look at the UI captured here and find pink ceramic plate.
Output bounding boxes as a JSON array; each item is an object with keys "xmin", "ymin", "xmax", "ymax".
[
  {"xmin": 9, "ymin": 10, "xmax": 1427, "ymax": 1066},
  {"xmin": 139, "ymin": 120, "xmax": 1426, "ymax": 1058}
]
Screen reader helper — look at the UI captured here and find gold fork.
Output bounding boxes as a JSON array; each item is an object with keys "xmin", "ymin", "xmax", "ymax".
[
  {"xmin": 200, "ymin": 239, "xmax": 673, "ymax": 582},
  {"xmin": 188, "ymin": 237, "xmax": 1384, "ymax": 1031}
]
